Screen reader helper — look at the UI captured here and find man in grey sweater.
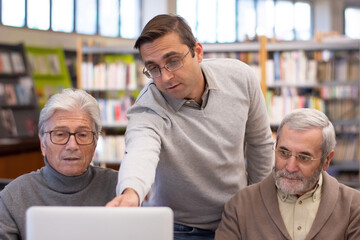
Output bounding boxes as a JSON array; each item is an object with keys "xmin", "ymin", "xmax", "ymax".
[
  {"xmin": 106, "ymin": 14, "xmax": 274, "ymax": 239},
  {"xmin": 0, "ymin": 89, "xmax": 118, "ymax": 240}
]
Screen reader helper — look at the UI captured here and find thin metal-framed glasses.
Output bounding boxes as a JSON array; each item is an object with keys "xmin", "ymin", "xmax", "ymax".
[
  {"xmin": 143, "ymin": 50, "xmax": 191, "ymax": 79},
  {"xmin": 45, "ymin": 130, "xmax": 96, "ymax": 145},
  {"xmin": 273, "ymin": 147, "xmax": 321, "ymax": 164}
]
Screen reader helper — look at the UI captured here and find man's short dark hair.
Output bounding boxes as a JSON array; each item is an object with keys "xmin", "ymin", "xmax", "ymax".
[{"xmin": 134, "ymin": 14, "xmax": 196, "ymax": 56}]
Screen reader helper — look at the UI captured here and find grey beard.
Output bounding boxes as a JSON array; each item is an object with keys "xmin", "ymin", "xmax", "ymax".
[{"xmin": 273, "ymin": 164, "xmax": 322, "ymax": 196}]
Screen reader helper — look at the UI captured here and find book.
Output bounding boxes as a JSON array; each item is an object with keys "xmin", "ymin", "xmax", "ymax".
[
  {"xmin": 0, "ymin": 83, "xmax": 5, "ymax": 105},
  {"xmin": 16, "ymin": 77, "xmax": 34, "ymax": 104},
  {"xmin": 0, "ymin": 52, "xmax": 13, "ymax": 74},
  {"xmin": 94, "ymin": 135, "xmax": 125, "ymax": 163},
  {"xmin": 4, "ymin": 84, "xmax": 17, "ymax": 105},
  {"xmin": 10, "ymin": 52, "xmax": 26, "ymax": 74},
  {"xmin": 0, "ymin": 109, "xmax": 18, "ymax": 137},
  {"xmin": 47, "ymin": 54, "xmax": 61, "ymax": 75}
]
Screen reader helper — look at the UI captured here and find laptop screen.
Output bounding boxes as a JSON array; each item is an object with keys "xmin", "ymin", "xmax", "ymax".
[{"xmin": 26, "ymin": 206, "xmax": 173, "ymax": 240}]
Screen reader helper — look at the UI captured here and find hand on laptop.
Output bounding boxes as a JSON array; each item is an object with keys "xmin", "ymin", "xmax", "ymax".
[{"xmin": 106, "ymin": 188, "xmax": 140, "ymax": 207}]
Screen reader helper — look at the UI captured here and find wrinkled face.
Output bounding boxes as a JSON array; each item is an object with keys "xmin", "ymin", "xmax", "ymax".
[
  {"xmin": 140, "ymin": 32, "xmax": 205, "ymax": 103},
  {"xmin": 40, "ymin": 110, "xmax": 96, "ymax": 176},
  {"xmin": 274, "ymin": 125, "xmax": 331, "ymax": 196}
]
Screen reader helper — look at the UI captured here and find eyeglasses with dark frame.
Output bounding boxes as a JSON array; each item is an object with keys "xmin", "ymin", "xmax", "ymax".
[
  {"xmin": 142, "ymin": 50, "xmax": 191, "ymax": 79},
  {"xmin": 273, "ymin": 147, "xmax": 321, "ymax": 164},
  {"xmin": 45, "ymin": 130, "xmax": 96, "ymax": 145}
]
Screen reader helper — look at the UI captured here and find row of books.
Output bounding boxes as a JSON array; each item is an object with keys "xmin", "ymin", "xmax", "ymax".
[
  {"xmin": 0, "ymin": 51, "xmax": 26, "ymax": 74},
  {"xmin": 204, "ymin": 50, "xmax": 359, "ymax": 86},
  {"xmin": 320, "ymin": 85, "xmax": 358, "ymax": 99},
  {"xmin": 27, "ymin": 53, "xmax": 62, "ymax": 75},
  {"xmin": 0, "ymin": 108, "xmax": 37, "ymax": 138},
  {"xmin": 267, "ymin": 93, "xmax": 359, "ymax": 124},
  {"xmin": 93, "ymin": 135, "xmax": 125, "ymax": 163},
  {"xmin": 97, "ymin": 97, "xmax": 132, "ymax": 127},
  {"xmin": 319, "ymin": 50, "xmax": 359, "ymax": 82},
  {"xmin": 0, "ymin": 77, "xmax": 34, "ymax": 106},
  {"xmin": 325, "ymin": 99, "xmax": 358, "ymax": 121},
  {"xmin": 266, "ymin": 84, "xmax": 359, "ymax": 120},
  {"xmin": 266, "ymin": 51, "xmax": 316, "ymax": 86},
  {"xmin": 266, "ymin": 50, "xmax": 359, "ymax": 86},
  {"xmin": 333, "ymin": 135, "xmax": 359, "ymax": 162},
  {"xmin": 0, "ymin": 109, "xmax": 18, "ymax": 136},
  {"xmin": 266, "ymin": 89, "xmax": 325, "ymax": 125},
  {"xmin": 81, "ymin": 60, "xmax": 148, "ymax": 91},
  {"xmin": 269, "ymin": 84, "xmax": 358, "ymax": 100}
]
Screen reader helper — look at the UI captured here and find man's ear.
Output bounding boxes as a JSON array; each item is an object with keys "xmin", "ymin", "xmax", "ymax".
[
  {"xmin": 39, "ymin": 137, "xmax": 46, "ymax": 157},
  {"xmin": 322, "ymin": 150, "xmax": 334, "ymax": 171},
  {"xmin": 194, "ymin": 41, "xmax": 204, "ymax": 63}
]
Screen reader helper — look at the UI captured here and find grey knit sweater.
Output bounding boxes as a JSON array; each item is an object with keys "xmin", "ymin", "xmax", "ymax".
[
  {"xmin": 117, "ymin": 58, "xmax": 274, "ymax": 231},
  {"xmin": 0, "ymin": 158, "xmax": 118, "ymax": 240}
]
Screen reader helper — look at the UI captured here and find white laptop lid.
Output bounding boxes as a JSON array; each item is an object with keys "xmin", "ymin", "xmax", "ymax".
[{"xmin": 26, "ymin": 206, "xmax": 173, "ymax": 240}]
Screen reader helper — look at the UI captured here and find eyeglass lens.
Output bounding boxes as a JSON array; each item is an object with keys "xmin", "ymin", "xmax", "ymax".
[
  {"xmin": 144, "ymin": 50, "xmax": 190, "ymax": 79},
  {"xmin": 49, "ymin": 130, "xmax": 94, "ymax": 145}
]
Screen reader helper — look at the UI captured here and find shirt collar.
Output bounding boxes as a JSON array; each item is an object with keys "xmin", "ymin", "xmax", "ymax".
[{"xmin": 162, "ymin": 67, "xmax": 218, "ymax": 111}]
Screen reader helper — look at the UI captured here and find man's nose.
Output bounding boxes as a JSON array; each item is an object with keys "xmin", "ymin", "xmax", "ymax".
[{"xmin": 285, "ymin": 155, "xmax": 300, "ymax": 173}]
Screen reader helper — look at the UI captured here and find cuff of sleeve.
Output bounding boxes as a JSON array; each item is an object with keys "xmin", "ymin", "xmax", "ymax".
[{"xmin": 116, "ymin": 179, "xmax": 148, "ymax": 205}]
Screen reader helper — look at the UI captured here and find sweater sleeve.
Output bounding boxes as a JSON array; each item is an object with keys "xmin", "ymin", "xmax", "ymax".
[
  {"xmin": 215, "ymin": 197, "xmax": 242, "ymax": 240},
  {"xmin": 346, "ymin": 187, "xmax": 360, "ymax": 239},
  {"xmin": 243, "ymin": 65, "xmax": 274, "ymax": 184},
  {"xmin": 116, "ymin": 108, "xmax": 163, "ymax": 204},
  {"xmin": 0, "ymin": 190, "xmax": 21, "ymax": 240}
]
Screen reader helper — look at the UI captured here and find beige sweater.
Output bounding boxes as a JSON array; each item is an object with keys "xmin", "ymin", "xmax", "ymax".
[{"xmin": 215, "ymin": 171, "xmax": 360, "ymax": 240}]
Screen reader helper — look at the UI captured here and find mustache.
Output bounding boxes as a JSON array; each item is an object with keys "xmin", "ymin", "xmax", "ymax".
[{"xmin": 276, "ymin": 169, "xmax": 303, "ymax": 180}]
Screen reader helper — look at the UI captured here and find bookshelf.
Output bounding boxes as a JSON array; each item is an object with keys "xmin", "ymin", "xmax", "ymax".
[
  {"xmin": 77, "ymin": 38, "xmax": 146, "ymax": 166},
  {"xmin": 0, "ymin": 43, "xmax": 40, "ymax": 155},
  {"xmin": 263, "ymin": 38, "xmax": 360, "ymax": 187}
]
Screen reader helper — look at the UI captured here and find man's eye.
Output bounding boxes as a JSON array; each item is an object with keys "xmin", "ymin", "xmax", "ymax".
[
  {"xmin": 167, "ymin": 59, "xmax": 180, "ymax": 66},
  {"xmin": 54, "ymin": 131, "xmax": 66, "ymax": 137},
  {"xmin": 279, "ymin": 150, "xmax": 290, "ymax": 157},
  {"xmin": 298, "ymin": 154, "xmax": 311, "ymax": 161},
  {"xmin": 147, "ymin": 65, "xmax": 157, "ymax": 71}
]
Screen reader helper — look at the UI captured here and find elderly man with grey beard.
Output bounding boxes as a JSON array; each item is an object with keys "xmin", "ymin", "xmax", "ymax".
[{"xmin": 215, "ymin": 108, "xmax": 360, "ymax": 240}]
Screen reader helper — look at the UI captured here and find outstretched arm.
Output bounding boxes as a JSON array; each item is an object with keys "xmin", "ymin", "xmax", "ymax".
[{"xmin": 106, "ymin": 188, "xmax": 140, "ymax": 207}]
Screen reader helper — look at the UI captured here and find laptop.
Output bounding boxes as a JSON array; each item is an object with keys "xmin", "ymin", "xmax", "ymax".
[{"xmin": 26, "ymin": 206, "xmax": 173, "ymax": 240}]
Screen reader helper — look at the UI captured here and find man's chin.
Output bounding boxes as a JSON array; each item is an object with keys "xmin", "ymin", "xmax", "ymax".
[{"xmin": 278, "ymin": 179, "xmax": 305, "ymax": 195}]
